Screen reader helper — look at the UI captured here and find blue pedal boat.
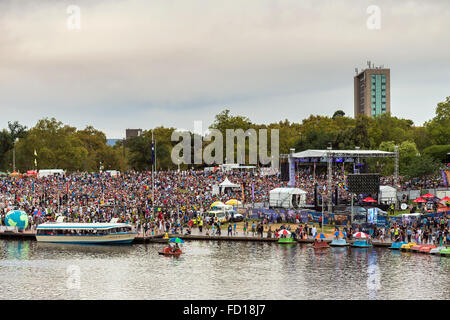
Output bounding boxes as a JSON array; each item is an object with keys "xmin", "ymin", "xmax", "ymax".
[
  {"xmin": 330, "ymin": 239, "xmax": 350, "ymax": 247},
  {"xmin": 352, "ymin": 240, "xmax": 372, "ymax": 248},
  {"xmin": 389, "ymin": 242, "xmax": 407, "ymax": 250}
]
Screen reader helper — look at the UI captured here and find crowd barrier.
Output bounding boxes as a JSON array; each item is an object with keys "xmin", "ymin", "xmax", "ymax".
[{"xmin": 247, "ymin": 208, "xmax": 449, "ymax": 227}]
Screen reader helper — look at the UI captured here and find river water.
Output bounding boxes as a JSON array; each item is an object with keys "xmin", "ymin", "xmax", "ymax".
[{"xmin": 0, "ymin": 239, "xmax": 449, "ymax": 300}]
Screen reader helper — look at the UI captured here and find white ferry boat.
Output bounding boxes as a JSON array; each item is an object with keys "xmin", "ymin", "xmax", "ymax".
[{"xmin": 36, "ymin": 218, "xmax": 137, "ymax": 244}]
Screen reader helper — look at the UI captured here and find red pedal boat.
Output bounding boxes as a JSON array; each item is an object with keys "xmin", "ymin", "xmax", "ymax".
[
  {"xmin": 158, "ymin": 247, "xmax": 183, "ymax": 256},
  {"xmin": 418, "ymin": 245, "xmax": 436, "ymax": 253},
  {"xmin": 312, "ymin": 241, "xmax": 330, "ymax": 248}
]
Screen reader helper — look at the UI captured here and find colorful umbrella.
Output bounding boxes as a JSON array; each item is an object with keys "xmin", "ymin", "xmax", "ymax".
[
  {"xmin": 362, "ymin": 197, "xmax": 377, "ymax": 203},
  {"xmin": 33, "ymin": 210, "xmax": 43, "ymax": 216},
  {"xmin": 412, "ymin": 197, "xmax": 426, "ymax": 203},
  {"xmin": 353, "ymin": 232, "xmax": 369, "ymax": 239},
  {"xmin": 440, "ymin": 196, "xmax": 450, "ymax": 202},
  {"xmin": 333, "ymin": 231, "xmax": 345, "ymax": 238},
  {"xmin": 225, "ymin": 199, "xmax": 242, "ymax": 206},
  {"xmin": 210, "ymin": 201, "xmax": 224, "ymax": 208},
  {"xmin": 276, "ymin": 229, "xmax": 291, "ymax": 237},
  {"xmin": 313, "ymin": 233, "xmax": 328, "ymax": 239},
  {"xmin": 421, "ymin": 193, "xmax": 435, "ymax": 198},
  {"xmin": 169, "ymin": 237, "xmax": 184, "ymax": 244}
]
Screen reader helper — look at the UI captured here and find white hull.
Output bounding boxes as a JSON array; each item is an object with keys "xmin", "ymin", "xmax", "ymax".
[{"xmin": 36, "ymin": 233, "xmax": 137, "ymax": 244}]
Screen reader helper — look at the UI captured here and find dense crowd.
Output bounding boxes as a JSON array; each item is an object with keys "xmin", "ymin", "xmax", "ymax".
[{"xmin": 0, "ymin": 168, "xmax": 447, "ymax": 234}]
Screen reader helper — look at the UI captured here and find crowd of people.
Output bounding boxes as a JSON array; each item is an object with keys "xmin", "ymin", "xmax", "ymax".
[{"xmin": 0, "ymin": 168, "xmax": 447, "ymax": 238}]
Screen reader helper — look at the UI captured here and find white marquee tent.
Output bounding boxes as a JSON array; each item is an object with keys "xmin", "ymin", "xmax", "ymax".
[{"xmin": 269, "ymin": 187, "xmax": 307, "ymax": 209}]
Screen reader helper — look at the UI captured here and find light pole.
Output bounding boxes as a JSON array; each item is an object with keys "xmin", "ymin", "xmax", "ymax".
[{"xmin": 12, "ymin": 138, "xmax": 17, "ymax": 172}]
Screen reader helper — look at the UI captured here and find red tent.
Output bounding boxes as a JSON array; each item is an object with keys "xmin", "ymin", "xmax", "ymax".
[
  {"xmin": 362, "ymin": 197, "xmax": 377, "ymax": 203},
  {"xmin": 413, "ymin": 197, "xmax": 426, "ymax": 203},
  {"xmin": 440, "ymin": 196, "xmax": 450, "ymax": 202}
]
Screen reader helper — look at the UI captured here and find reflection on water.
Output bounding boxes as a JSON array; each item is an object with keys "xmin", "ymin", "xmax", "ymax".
[{"xmin": 0, "ymin": 240, "xmax": 449, "ymax": 300}]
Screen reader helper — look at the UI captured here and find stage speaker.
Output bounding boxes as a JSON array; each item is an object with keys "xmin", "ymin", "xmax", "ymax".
[
  {"xmin": 280, "ymin": 161, "xmax": 289, "ymax": 181},
  {"xmin": 347, "ymin": 174, "xmax": 380, "ymax": 194}
]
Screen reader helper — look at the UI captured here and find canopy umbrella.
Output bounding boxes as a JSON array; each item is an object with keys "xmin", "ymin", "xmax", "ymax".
[
  {"xmin": 333, "ymin": 231, "xmax": 345, "ymax": 238},
  {"xmin": 169, "ymin": 237, "xmax": 184, "ymax": 244},
  {"xmin": 362, "ymin": 197, "xmax": 377, "ymax": 203},
  {"xmin": 421, "ymin": 193, "xmax": 435, "ymax": 199},
  {"xmin": 412, "ymin": 197, "xmax": 427, "ymax": 203},
  {"xmin": 313, "ymin": 233, "xmax": 328, "ymax": 239},
  {"xmin": 210, "ymin": 201, "xmax": 225, "ymax": 208},
  {"xmin": 440, "ymin": 196, "xmax": 450, "ymax": 202},
  {"xmin": 9, "ymin": 171, "xmax": 20, "ymax": 177},
  {"xmin": 33, "ymin": 210, "xmax": 43, "ymax": 216},
  {"xmin": 353, "ymin": 232, "xmax": 370, "ymax": 239},
  {"xmin": 0, "ymin": 171, "xmax": 7, "ymax": 177},
  {"xmin": 276, "ymin": 229, "xmax": 291, "ymax": 237},
  {"xmin": 225, "ymin": 199, "xmax": 241, "ymax": 206}
]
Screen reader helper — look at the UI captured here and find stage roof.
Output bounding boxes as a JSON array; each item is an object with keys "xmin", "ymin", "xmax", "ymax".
[{"xmin": 291, "ymin": 149, "xmax": 396, "ymax": 158}]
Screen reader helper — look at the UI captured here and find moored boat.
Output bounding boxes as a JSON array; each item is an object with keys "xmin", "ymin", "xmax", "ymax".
[
  {"xmin": 430, "ymin": 246, "xmax": 445, "ymax": 255},
  {"xmin": 36, "ymin": 222, "xmax": 137, "ymax": 244},
  {"xmin": 312, "ymin": 240, "xmax": 330, "ymax": 248},
  {"xmin": 330, "ymin": 239, "xmax": 349, "ymax": 247},
  {"xmin": 278, "ymin": 237, "xmax": 296, "ymax": 244},
  {"xmin": 439, "ymin": 247, "xmax": 450, "ymax": 256},
  {"xmin": 418, "ymin": 245, "xmax": 437, "ymax": 253},
  {"xmin": 352, "ymin": 240, "xmax": 372, "ymax": 248},
  {"xmin": 389, "ymin": 242, "xmax": 407, "ymax": 250},
  {"xmin": 400, "ymin": 242, "xmax": 416, "ymax": 251}
]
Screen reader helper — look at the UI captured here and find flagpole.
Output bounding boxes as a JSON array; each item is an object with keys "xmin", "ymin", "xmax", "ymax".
[{"xmin": 151, "ymin": 130, "xmax": 155, "ymax": 241}]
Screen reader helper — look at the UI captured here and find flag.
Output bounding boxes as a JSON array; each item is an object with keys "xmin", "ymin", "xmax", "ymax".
[
  {"xmin": 34, "ymin": 149, "xmax": 37, "ymax": 156},
  {"xmin": 34, "ymin": 158, "xmax": 37, "ymax": 166}
]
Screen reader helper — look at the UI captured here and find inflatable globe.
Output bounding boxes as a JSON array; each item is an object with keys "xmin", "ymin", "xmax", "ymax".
[{"xmin": 5, "ymin": 210, "xmax": 29, "ymax": 231}]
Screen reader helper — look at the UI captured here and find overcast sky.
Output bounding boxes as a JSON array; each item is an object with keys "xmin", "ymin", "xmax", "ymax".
[{"xmin": 1, "ymin": 0, "xmax": 449, "ymax": 138}]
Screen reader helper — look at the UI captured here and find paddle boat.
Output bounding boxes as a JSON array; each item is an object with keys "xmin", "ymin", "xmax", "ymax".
[
  {"xmin": 418, "ymin": 244, "xmax": 437, "ymax": 254},
  {"xmin": 351, "ymin": 232, "xmax": 372, "ymax": 248},
  {"xmin": 158, "ymin": 246, "xmax": 183, "ymax": 256},
  {"xmin": 400, "ymin": 242, "xmax": 416, "ymax": 251},
  {"xmin": 352, "ymin": 240, "xmax": 372, "ymax": 248},
  {"xmin": 276, "ymin": 229, "xmax": 296, "ymax": 244},
  {"xmin": 159, "ymin": 237, "xmax": 184, "ymax": 256},
  {"xmin": 439, "ymin": 247, "xmax": 450, "ymax": 256},
  {"xmin": 312, "ymin": 233, "xmax": 330, "ymax": 248},
  {"xmin": 410, "ymin": 244, "xmax": 435, "ymax": 253},
  {"xmin": 430, "ymin": 246, "xmax": 446, "ymax": 255},
  {"xmin": 278, "ymin": 237, "xmax": 296, "ymax": 244},
  {"xmin": 389, "ymin": 242, "xmax": 407, "ymax": 250},
  {"xmin": 330, "ymin": 238, "xmax": 350, "ymax": 247},
  {"xmin": 330, "ymin": 231, "xmax": 349, "ymax": 247}
]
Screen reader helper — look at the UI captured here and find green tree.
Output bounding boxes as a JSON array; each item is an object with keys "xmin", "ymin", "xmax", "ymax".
[
  {"xmin": 425, "ymin": 96, "xmax": 450, "ymax": 145},
  {"xmin": 404, "ymin": 155, "xmax": 441, "ymax": 180},
  {"xmin": 422, "ymin": 145, "xmax": 450, "ymax": 163}
]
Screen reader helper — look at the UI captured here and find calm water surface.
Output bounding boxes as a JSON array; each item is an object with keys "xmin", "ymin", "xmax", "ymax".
[{"xmin": 0, "ymin": 240, "xmax": 449, "ymax": 300}]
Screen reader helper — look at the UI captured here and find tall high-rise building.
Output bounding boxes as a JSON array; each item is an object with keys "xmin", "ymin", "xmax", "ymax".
[{"xmin": 354, "ymin": 63, "xmax": 390, "ymax": 118}]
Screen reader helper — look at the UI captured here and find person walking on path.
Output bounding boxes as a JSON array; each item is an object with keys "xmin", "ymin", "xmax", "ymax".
[{"xmin": 228, "ymin": 223, "xmax": 232, "ymax": 236}]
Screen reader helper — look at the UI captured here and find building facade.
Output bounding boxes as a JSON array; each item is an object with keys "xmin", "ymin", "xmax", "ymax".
[
  {"xmin": 125, "ymin": 129, "xmax": 143, "ymax": 140},
  {"xmin": 354, "ymin": 66, "xmax": 390, "ymax": 118}
]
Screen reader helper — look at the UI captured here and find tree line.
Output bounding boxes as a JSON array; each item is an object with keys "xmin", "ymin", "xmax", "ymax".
[{"xmin": 0, "ymin": 96, "xmax": 448, "ymax": 179}]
